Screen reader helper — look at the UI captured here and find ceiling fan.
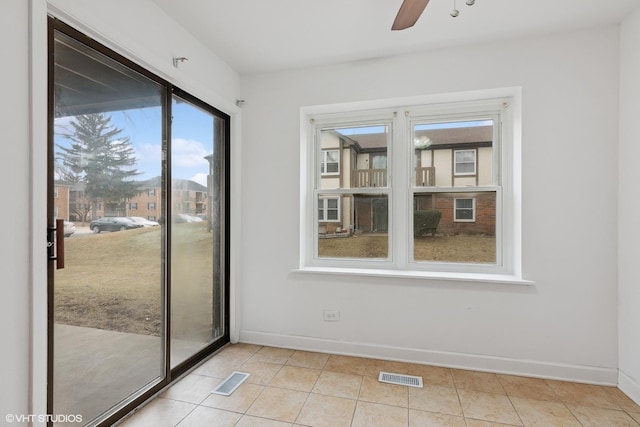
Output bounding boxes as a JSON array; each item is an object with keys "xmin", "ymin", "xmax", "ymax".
[
  {"xmin": 392, "ymin": 0, "xmax": 430, "ymax": 30},
  {"xmin": 392, "ymin": 0, "xmax": 476, "ymax": 30}
]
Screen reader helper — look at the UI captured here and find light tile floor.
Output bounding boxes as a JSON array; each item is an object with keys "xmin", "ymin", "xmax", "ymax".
[{"xmin": 118, "ymin": 344, "xmax": 640, "ymax": 427}]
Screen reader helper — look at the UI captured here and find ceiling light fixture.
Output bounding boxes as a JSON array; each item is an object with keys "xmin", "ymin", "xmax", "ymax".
[
  {"xmin": 451, "ymin": 0, "xmax": 476, "ymax": 18},
  {"xmin": 450, "ymin": 0, "xmax": 460, "ymax": 17}
]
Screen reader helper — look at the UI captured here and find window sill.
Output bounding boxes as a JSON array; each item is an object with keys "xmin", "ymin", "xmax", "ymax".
[{"xmin": 292, "ymin": 266, "xmax": 534, "ymax": 286}]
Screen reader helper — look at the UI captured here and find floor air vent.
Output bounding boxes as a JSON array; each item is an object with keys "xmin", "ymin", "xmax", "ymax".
[
  {"xmin": 211, "ymin": 371, "xmax": 250, "ymax": 396},
  {"xmin": 378, "ymin": 371, "xmax": 423, "ymax": 388}
]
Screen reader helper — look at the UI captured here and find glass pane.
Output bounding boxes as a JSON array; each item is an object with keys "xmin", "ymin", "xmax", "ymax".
[
  {"xmin": 171, "ymin": 96, "xmax": 225, "ymax": 367},
  {"xmin": 53, "ymin": 30, "xmax": 165, "ymax": 425},
  {"xmin": 456, "ymin": 199, "xmax": 473, "ymax": 209},
  {"xmin": 413, "ymin": 192, "xmax": 496, "ymax": 264},
  {"xmin": 456, "ymin": 150, "xmax": 475, "ymax": 162},
  {"xmin": 319, "ymin": 125, "xmax": 388, "ymax": 190},
  {"xmin": 456, "ymin": 208, "xmax": 474, "ymax": 220},
  {"xmin": 372, "ymin": 154, "xmax": 387, "ymax": 169},
  {"xmin": 326, "ymin": 162, "xmax": 339, "ymax": 173},
  {"xmin": 317, "ymin": 193, "xmax": 388, "ymax": 259},
  {"xmin": 413, "ymin": 120, "xmax": 493, "ymax": 187},
  {"xmin": 326, "ymin": 150, "xmax": 339, "ymax": 163},
  {"xmin": 456, "ymin": 162, "xmax": 475, "ymax": 174}
]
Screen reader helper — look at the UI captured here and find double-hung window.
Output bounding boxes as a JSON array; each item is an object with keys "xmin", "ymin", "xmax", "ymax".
[
  {"xmin": 454, "ymin": 198, "xmax": 475, "ymax": 222},
  {"xmin": 318, "ymin": 197, "xmax": 340, "ymax": 222},
  {"xmin": 454, "ymin": 150, "xmax": 477, "ymax": 175},
  {"xmin": 321, "ymin": 149, "xmax": 340, "ymax": 175},
  {"xmin": 301, "ymin": 89, "xmax": 521, "ymax": 279}
]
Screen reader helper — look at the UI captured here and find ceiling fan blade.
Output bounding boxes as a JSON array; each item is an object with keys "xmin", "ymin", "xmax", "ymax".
[{"xmin": 391, "ymin": 0, "xmax": 430, "ymax": 30}]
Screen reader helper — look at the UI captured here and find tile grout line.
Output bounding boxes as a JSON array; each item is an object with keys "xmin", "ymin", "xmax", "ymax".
[{"xmin": 159, "ymin": 345, "xmax": 640, "ymax": 427}]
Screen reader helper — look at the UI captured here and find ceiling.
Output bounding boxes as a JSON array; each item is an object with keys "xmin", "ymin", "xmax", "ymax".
[{"xmin": 152, "ymin": 0, "xmax": 640, "ymax": 75}]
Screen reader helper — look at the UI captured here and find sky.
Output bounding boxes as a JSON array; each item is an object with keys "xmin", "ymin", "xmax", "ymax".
[
  {"xmin": 54, "ymin": 100, "xmax": 216, "ymax": 186},
  {"xmin": 335, "ymin": 119, "xmax": 493, "ymax": 136}
]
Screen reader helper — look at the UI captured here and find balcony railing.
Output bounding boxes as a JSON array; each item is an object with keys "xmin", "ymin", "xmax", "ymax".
[
  {"xmin": 415, "ymin": 167, "xmax": 435, "ymax": 187},
  {"xmin": 352, "ymin": 169, "xmax": 387, "ymax": 188},
  {"xmin": 349, "ymin": 167, "xmax": 435, "ymax": 188}
]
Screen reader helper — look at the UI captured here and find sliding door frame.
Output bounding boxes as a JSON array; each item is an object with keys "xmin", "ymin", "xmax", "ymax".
[{"xmin": 47, "ymin": 17, "xmax": 230, "ymax": 427}]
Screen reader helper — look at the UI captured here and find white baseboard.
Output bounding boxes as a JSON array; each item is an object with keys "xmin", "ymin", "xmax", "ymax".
[
  {"xmin": 619, "ymin": 370, "xmax": 640, "ymax": 405},
  {"xmin": 239, "ymin": 329, "xmax": 618, "ymax": 385}
]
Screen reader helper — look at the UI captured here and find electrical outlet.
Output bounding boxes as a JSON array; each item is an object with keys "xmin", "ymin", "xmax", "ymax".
[{"xmin": 323, "ymin": 309, "xmax": 340, "ymax": 321}]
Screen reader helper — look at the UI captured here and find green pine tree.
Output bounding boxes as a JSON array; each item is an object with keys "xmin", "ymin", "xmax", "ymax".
[{"xmin": 57, "ymin": 113, "xmax": 141, "ymax": 216}]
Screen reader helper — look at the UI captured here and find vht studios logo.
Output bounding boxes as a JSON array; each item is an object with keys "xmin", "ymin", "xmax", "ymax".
[{"xmin": 6, "ymin": 414, "xmax": 83, "ymax": 423}]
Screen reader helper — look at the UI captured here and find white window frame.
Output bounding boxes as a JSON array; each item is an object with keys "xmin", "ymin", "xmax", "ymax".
[
  {"xmin": 454, "ymin": 198, "xmax": 476, "ymax": 222},
  {"xmin": 318, "ymin": 196, "xmax": 341, "ymax": 223},
  {"xmin": 454, "ymin": 149, "xmax": 477, "ymax": 176},
  {"xmin": 299, "ymin": 88, "xmax": 524, "ymax": 283},
  {"xmin": 320, "ymin": 149, "xmax": 340, "ymax": 175}
]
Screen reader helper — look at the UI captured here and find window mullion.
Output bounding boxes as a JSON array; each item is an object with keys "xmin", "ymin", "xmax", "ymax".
[{"xmin": 392, "ymin": 112, "xmax": 410, "ymax": 269}]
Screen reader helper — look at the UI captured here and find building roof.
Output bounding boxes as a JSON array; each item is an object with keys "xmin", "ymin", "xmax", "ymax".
[{"xmin": 343, "ymin": 125, "xmax": 493, "ymax": 151}]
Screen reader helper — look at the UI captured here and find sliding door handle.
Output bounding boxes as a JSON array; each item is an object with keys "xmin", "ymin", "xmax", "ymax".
[
  {"xmin": 48, "ymin": 219, "xmax": 65, "ymax": 269},
  {"xmin": 56, "ymin": 219, "xmax": 65, "ymax": 269}
]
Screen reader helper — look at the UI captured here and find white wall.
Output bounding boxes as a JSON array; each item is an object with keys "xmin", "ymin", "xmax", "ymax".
[
  {"xmin": 239, "ymin": 27, "xmax": 621, "ymax": 383},
  {"xmin": 619, "ymin": 6, "xmax": 640, "ymax": 404},
  {"xmin": 0, "ymin": 0, "xmax": 32, "ymax": 420}
]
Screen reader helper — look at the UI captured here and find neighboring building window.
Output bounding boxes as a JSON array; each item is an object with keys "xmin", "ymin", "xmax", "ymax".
[
  {"xmin": 454, "ymin": 149, "xmax": 476, "ymax": 175},
  {"xmin": 54, "ymin": 186, "xmax": 59, "ymax": 198},
  {"xmin": 148, "ymin": 188, "xmax": 156, "ymax": 196},
  {"xmin": 371, "ymin": 154, "xmax": 387, "ymax": 169},
  {"xmin": 130, "ymin": 202, "xmax": 137, "ymax": 210},
  {"xmin": 148, "ymin": 202, "xmax": 156, "ymax": 210},
  {"xmin": 321, "ymin": 150, "xmax": 340, "ymax": 175},
  {"xmin": 302, "ymin": 91, "xmax": 519, "ymax": 276},
  {"xmin": 454, "ymin": 198, "xmax": 475, "ymax": 222},
  {"xmin": 318, "ymin": 197, "xmax": 340, "ymax": 222}
]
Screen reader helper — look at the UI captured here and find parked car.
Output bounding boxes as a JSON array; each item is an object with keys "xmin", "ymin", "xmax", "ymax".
[
  {"xmin": 63, "ymin": 221, "xmax": 76, "ymax": 237},
  {"xmin": 177, "ymin": 213, "xmax": 204, "ymax": 223},
  {"xmin": 90, "ymin": 217, "xmax": 144, "ymax": 233},
  {"xmin": 127, "ymin": 216, "xmax": 160, "ymax": 227}
]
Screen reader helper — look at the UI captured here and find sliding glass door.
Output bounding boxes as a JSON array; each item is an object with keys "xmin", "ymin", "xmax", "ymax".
[
  {"xmin": 48, "ymin": 18, "xmax": 229, "ymax": 427},
  {"xmin": 170, "ymin": 94, "xmax": 226, "ymax": 368}
]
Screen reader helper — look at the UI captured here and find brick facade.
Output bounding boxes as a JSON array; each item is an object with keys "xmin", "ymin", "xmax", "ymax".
[
  {"xmin": 54, "ymin": 178, "xmax": 206, "ymax": 223},
  {"xmin": 53, "ymin": 184, "xmax": 70, "ymax": 220},
  {"xmin": 415, "ymin": 192, "xmax": 496, "ymax": 236}
]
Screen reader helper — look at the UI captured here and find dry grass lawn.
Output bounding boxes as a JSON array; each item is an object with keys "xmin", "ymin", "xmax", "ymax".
[
  {"xmin": 54, "ymin": 223, "xmax": 216, "ymax": 337},
  {"xmin": 319, "ymin": 234, "xmax": 496, "ymax": 263}
]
